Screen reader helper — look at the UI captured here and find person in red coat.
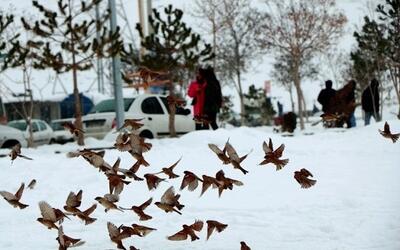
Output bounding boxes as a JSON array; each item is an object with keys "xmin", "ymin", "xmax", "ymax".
[{"xmin": 188, "ymin": 68, "xmax": 207, "ymax": 130}]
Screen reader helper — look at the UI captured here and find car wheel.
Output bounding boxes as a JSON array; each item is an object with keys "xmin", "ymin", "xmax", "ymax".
[
  {"xmin": 49, "ymin": 138, "xmax": 56, "ymax": 144},
  {"xmin": 2, "ymin": 140, "xmax": 20, "ymax": 148},
  {"xmin": 139, "ymin": 130, "xmax": 154, "ymax": 139}
]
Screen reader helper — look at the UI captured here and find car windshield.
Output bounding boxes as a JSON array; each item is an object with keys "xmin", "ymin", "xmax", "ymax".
[
  {"xmin": 89, "ymin": 98, "xmax": 134, "ymax": 113},
  {"xmin": 51, "ymin": 122, "xmax": 65, "ymax": 131},
  {"xmin": 8, "ymin": 121, "xmax": 27, "ymax": 131}
]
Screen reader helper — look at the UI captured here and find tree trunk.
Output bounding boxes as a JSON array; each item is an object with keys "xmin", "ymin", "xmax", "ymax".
[
  {"xmin": 389, "ymin": 66, "xmax": 400, "ymax": 119},
  {"xmin": 293, "ymin": 62, "xmax": 305, "ymax": 130},
  {"xmin": 300, "ymin": 88, "xmax": 308, "ymax": 122},
  {"xmin": 168, "ymin": 84, "xmax": 177, "ymax": 137},
  {"xmin": 26, "ymin": 117, "xmax": 34, "ymax": 148},
  {"xmin": 288, "ymin": 83, "xmax": 295, "ymax": 112},
  {"xmin": 69, "ymin": 1, "xmax": 84, "ymax": 146},
  {"xmin": 212, "ymin": 9, "xmax": 217, "ymax": 69},
  {"xmin": 22, "ymin": 64, "xmax": 35, "ymax": 148},
  {"xmin": 237, "ymin": 69, "xmax": 245, "ymax": 126},
  {"xmin": 72, "ymin": 65, "xmax": 84, "ymax": 145}
]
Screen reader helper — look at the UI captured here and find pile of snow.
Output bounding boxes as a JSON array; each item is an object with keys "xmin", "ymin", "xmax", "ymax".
[{"xmin": 0, "ymin": 118, "xmax": 399, "ymax": 250}]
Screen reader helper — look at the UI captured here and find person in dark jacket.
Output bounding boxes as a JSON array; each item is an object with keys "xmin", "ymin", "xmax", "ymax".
[
  {"xmin": 317, "ymin": 80, "xmax": 336, "ymax": 113},
  {"xmin": 361, "ymin": 78, "xmax": 380, "ymax": 125},
  {"xmin": 344, "ymin": 80, "xmax": 357, "ymax": 128},
  {"xmin": 203, "ymin": 66, "xmax": 222, "ymax": 130}
]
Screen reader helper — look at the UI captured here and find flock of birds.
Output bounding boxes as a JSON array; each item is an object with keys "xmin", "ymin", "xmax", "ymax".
[{"xmin": 1, "ymin": 120, "xmax": 398, "ymax": 249}]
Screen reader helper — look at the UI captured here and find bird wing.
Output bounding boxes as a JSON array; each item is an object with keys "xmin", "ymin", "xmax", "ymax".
[
  {"xmin": 58, "ymin": 226, "xmax": 65, "ymax": 247},
  {"xmin": 27, "ymin": 179, "xmax": 36, "ymax": 189},
  {"xmin": 19, "ymin": 154, "xmax": 33, "ymax": 160},
  {"xmin": 13, "ymin": 143, "xmax": 22, "ymax": 155},
  {"xmin": 188, "ymin": 178, "xmax": 199, "ymax": 191},
  {"xmin": 104, "ymin": 193, "xmax": 119, "ymax": 203},
  {"xmin": 168, "ymin": 157, "xmax": 182, "ymax": 171},
  {"xmin": 39, "ymin": 201, "xmax": 57, "ymax": 222},
  {"xmin": 0, "ymin": 191, "xmax": 16, "ymax": 200},
  {"xmin": 200, "ymin": 176, "xmax": 214, "ymax": 196},
  {"xmin": 208, "ymin": 144, "xmax": 224, "ymax": 155},
  {"xmin": 180, "ymin": 172, "xmax": 193, "ymax": 190},
  {"xmin": 230, "ymin": 178, "xmax": 244, "ymax": 186},
  {"xmin": 96, "ymin": 150, "xmax": 106, "ymax": 158},
  {"xmin": 167, "ymin": 229, "xmax": 188, "ymax": 241},
  {"xmin": 262, "ymin": 141, "xmax": 272, "ymax": 154},
  {"xmin": 206, "ymin": 222, "xmax": 215, "ymax": 240},
  {"xmin": 225, "ymin": 142, "xmax": 241, "ymax": 162},
  {"xmin": 82, "ymin": 204, "xmax": 97, "ymax": 216},
  {"xmin": 215, "ymin": 221, "xmax": 228, "ymax": 232},
  {"xmin": 191, "ymin": 220, "xmax": 204, "ymax": 231},
  {"xmin": 268, "ymin": 138, "xmax": 273, "ymax": 151},
  {"xmin": 300, "ymin": 168, "xmax": 313, "ymax": 177},
  {"xmin": 107, "ymin": 222, "xmax": 120, "ymax": 239},
  {"xmin": 239, "ymin": 149, "xmax": 252, "ymax": 163},
  {"xmin": 129, "ymin": 134, "xmax": 143, "ymax": 154},
  {"xmin": 66, "ymin": 191, "xmax": 81, "ymax": 207},
  {"xmin": 384, "ymin": 122, "xmax": 390, "ymax": 134},
  {"xmin": 161, "ymin": 186, "xmax": 175, "ymax": 204},
  {"xmin": 113, "ymin": 182, "xmax": 124, "ymax": 196},
  {"xmin": 139, "ymin": 197, "xmax": 153, "ymax": 210},
  {"xmin": 112, "ymin": 158, "xmax": 121, "ymax": 173},
  {"xmin": 15, "ymin": 183, "xmax": 25, "ymax": 200},
  {"xmin": 274, "ymin": 144, "xmax": 285, "ymax": 158}
]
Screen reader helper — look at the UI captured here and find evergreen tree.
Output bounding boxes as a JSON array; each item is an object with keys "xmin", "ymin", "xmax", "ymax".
[
  {"xmin": 0, "ymin": 14, "xmax": 17, "ymax": 71},
  {"xmin": 377, "ymin": 0, "xmax": 400, "ymax": 118},
  {"xmin": 244, "ymin": 84, "xmax": 276, "ymax": 126},
  {"xmin": 351, "ymin": 0, "xmax": 400, "ymax": 118},
  {"xmin": 21, "ymin": 0, "xmax": 123, "ymax": 145},
  {"xmin": 133, "ymin": 5, "xmax": 213, "ymax": 137},
  {"xmin": 352, "ymin": 17, "xmax": 387, "ymax": 89},
  {"xmin": 218, "ymin": 95, "xmax": 235, "ymax": 127}
]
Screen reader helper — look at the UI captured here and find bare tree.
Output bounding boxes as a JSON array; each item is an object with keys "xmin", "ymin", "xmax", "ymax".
[
  {"xmin": 192, "ymin": 0, "xmax": 226, "ymax": 69},
  {"xmin": 22, "ymin": 0, "xmax": 122, "ymax": 145},
  {"xmin": 213, "ymin": 0, "xmax": 265, "ymax": 125},
  {"xmin": 260, "ymin": 0, "xmax": 347, "ymax": 129}
]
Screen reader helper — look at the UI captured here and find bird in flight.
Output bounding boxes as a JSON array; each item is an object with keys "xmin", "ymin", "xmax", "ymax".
[
  {"xmin": 260, "ymin": 138, "xmax": 289, "ymax": 170},
  {"xmin": 167, "ymin": 220, "xmax": 204, "ymax": 241},
  {"xmin": 294, "ymin": 168, "xmax": 317, "ymax": 189},
  {"xmin": 379, "ymin": 121, "xmax": 399, "ymax": 143},
  {"xmin": 0, "ymin": 182, "xmax": 29, "ymax": 209},
  {"xmin": 9, "ymin": 143, "xmax": 33, "ymax": 162}
]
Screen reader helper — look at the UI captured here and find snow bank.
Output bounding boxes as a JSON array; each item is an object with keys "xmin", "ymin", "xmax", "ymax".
[{"xmin": 0, "ymin": 119, "xmax": 399, "ymax": 250}]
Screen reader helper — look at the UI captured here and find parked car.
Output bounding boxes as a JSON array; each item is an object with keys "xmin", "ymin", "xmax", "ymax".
[
  {"xmin": 82, "ymin": 94, "xmax": 195, "ymax": 139},
  {"xmin": 50, "ymin": 118, "xmax": 74, "ymax": 144},
  {"xmin": 8, "ymin": 119, "xmax": 55, "ymax": 146},
  {"xmin": 0, "ymin": 124, "xmax": 28, "ymax": 148}
]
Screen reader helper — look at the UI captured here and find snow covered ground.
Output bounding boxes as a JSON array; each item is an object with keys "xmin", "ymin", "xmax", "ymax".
[{"xmin": 0, "ymin": 114, "xmax": 399, "ymax": 250}]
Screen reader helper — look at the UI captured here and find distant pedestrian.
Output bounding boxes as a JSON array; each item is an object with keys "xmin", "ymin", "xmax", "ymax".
[
  {"xmin": 203, "ymin": 66, "xmax": 222, "ymax": 130},
  {"xmin": 344, "ymin": 80, "xmax": 357, "ymax": 128},
  {"xmin": 188, "ymin": 68, "xmax": 207, "ymax": 130},
  {"xmin": 277, "ymin": 101, "xmax": 283, "ymax": 117},
  {"xmin": 361, "ymin": 78, "xmax": 380, "ymax": 125},
  {"xmin": 317, "ymin": 80, "xmax": 336, "ymax": 113}
]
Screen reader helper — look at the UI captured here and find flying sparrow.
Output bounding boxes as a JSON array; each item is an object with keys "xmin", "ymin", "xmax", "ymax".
[
  {"xmin": 260, "ymin": 138, "xmax": 289, "ymax": 170},
  {"xmin": 379, "ymin": 121, "xmax": 399, "ymax": 143},
  {"xmin": 0, "ymin": 182, "xmax": 29, "ymax": 209},
  {"xmin": 294, "ymin": 168, "xmax": 317, "ymax": 189},
  {"xmin": 167, "ymin": 220, "xmax": 204, "ymax": 241}
]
